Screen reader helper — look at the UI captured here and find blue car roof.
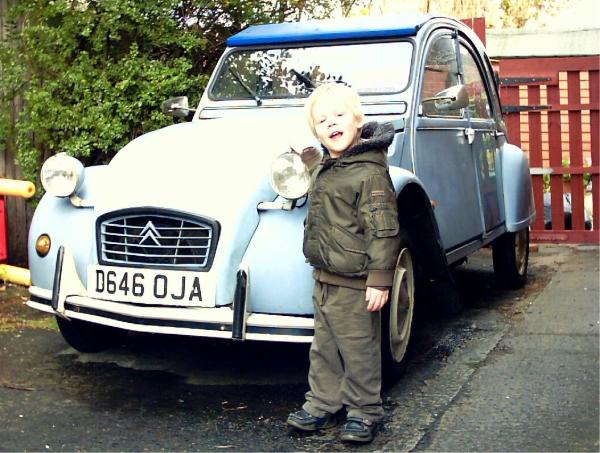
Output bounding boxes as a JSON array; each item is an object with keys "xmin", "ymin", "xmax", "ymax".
[{"xmin": 227, "ymin": 14, "xmax": 432, "ymax": 47}]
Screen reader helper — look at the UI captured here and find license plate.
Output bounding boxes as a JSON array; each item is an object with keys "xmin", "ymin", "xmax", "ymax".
[{"xmin": 87, "ymin": 265, "xmax": 215, "ymax": 307}]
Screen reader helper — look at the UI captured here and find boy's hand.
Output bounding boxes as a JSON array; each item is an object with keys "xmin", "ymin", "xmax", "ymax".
[{"xmin": 366, "ymin": 286, "xmax": 389, "ymax": 312}]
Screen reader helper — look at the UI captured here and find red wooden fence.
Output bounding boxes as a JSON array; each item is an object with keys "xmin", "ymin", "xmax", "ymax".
[{"xmin": 499, "ymin": 56, "xmax": 599, "ymax": 244}]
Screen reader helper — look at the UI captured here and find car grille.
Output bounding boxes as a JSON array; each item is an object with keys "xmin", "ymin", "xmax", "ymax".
[{"xmin": 97, "ymin": 209, "xmax": 218, "ymax": 269}]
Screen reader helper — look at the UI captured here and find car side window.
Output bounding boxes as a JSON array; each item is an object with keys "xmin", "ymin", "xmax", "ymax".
[
  {"xmin": 460, "ymin": 44, "xmax": 493, "ymax": 120},
  {"xmin": 420, "ymin": 35, "xmax": 461, "ymax": 117}
]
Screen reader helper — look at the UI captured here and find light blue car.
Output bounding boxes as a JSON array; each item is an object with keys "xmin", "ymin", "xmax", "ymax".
[{"xmin": 27, "ymin": 14, "xmax": 534, "ymax": 372}]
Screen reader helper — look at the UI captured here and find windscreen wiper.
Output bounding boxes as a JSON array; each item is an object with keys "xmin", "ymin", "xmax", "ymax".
[
  {"xmin": 228, "ymin": 68, "xmax": 262, "ymax": 106},
  {"xmin": 290, "ymin": 68, "xmax": 315, "ymax": 90}
]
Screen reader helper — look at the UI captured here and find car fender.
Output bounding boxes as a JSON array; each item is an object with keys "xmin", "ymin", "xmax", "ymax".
[
  {"xmin": 389, "ymin": 167, "xmax": 449, "ymax": 278},
  {"xmin": 242, "ymin": 167, "xmax": 445, "ymax": 317},
  {"xmin": 28, "ymin": 166, "xmax": 107, "ymax": 290},
  {"xmin": 241, "ymin": 200, "xmax": 314, "ymax": 315},
  {"xmin": 388, "ymin": 166, "xmax": 424, "ymax": 195},
  {"xmin": 501, "ymin": 143, "xmax": 535, "ymax": 232}
]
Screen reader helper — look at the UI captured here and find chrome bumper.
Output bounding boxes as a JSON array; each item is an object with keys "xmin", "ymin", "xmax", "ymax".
[{"xmin": 27, "ymin": 245, "xmax": 313, "ymax": 343}]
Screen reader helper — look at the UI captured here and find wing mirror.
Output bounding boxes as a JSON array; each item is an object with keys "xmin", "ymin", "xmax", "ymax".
[
  {"xmin": 421, "ymin": 84, "xmax": 469, "ymax": 113},
  {"xmin": 161, "ymin": 96, "xmax": 195, "ymax": 120}
]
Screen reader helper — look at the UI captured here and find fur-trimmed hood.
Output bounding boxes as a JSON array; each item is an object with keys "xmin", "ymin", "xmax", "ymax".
[{"xmin": 321, "ymin": 121, "xmax": 394, "ymax": 168}]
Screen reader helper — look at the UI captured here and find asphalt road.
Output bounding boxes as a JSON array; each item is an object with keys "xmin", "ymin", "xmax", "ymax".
[{"xmin": 0, "ymin": 245, "xmax": 598, "ymax": 451}]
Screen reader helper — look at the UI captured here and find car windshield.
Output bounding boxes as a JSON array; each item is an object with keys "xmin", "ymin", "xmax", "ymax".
[{"xmin": 210, "ymin": 41, "xmax": 413, "ymax": 101}]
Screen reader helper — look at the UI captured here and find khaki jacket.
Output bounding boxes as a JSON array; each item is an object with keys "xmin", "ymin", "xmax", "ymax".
[{"xmin": 303, "ymin": 122, "xmax": 400, "ymax": 289}]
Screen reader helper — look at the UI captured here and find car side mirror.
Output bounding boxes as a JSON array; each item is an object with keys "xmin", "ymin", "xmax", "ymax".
[
  {"xmin": 422, "ymin": 84, "xmax": 469, "ymax": 112},
  {"xmin": 161, "ymin": 96, "xmax": 195, "ymax": 120}
]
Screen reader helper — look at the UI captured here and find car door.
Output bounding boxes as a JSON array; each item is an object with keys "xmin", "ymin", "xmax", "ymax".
[
  {"xmin": 413, "ymin": 31, "xmax": 484, "ymax": 251},
  {"xmin": 458, "ymin": 40, "xmax": 504, "ymax": 234}
]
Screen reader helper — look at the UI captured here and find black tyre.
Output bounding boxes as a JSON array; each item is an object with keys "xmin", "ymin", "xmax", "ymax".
[
  {"xmin": 56, "ymin": 316, "xmax": 123, "ymax": 353},
  {"xmin": 382, "ymin": 236, "xmax": 415, "ymax": 387},
  {"xmin": 492, "ymin": 227, "xmax": 529, "ymax": 289},
  {"xmin": 421, "ymin": 276, "xmax": 464, "ymax": 318}
]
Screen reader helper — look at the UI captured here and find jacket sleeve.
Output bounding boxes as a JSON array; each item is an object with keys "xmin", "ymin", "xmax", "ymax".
[{"xmin": 357, "ymin": 174, "xmax": 400, "ymax": 287}]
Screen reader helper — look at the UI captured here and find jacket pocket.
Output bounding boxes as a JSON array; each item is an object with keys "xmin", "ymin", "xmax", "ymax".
[
  {"xmin": 327, "ymin": 226, "xmax": 368, "ymax": 274},
  {"xmin": 371, "ymin": 206, "xmax": 399, "ymax": 238}
]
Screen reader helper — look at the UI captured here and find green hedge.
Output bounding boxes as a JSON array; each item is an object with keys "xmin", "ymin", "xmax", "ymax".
[{"xmin": 0, "ymin": 0, "xmax": 357, "ymax": 192}]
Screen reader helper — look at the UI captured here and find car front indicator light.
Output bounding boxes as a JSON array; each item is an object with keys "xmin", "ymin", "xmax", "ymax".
[{"xmin": 35, "ymin": 234, "xmax": 51, "ymax": 257}]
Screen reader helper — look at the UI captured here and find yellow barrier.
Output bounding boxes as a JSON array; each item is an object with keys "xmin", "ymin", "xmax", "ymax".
[
  {"xmin": 0, "ymin": 180, "xmax": 35, "ymax": 286},
  {"xmin": 0, "ymin": 264, "xmax": 31, "ymax": 287},
  {"xmin": 0, "ymin": 178, "xmax": 35, "ymax": 199}
]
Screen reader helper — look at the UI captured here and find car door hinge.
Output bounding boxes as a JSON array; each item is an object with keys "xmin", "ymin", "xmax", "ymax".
[
  {"xmin": 502, "ymin": 105, "xmax": 550, "ymax": 114},
  {"xmin": 465, "ymin": 127, "xmax": 475, "ymax": 145}
]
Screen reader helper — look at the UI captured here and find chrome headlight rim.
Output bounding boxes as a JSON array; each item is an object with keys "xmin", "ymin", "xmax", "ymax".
[
  {"xmin": 269, "ymin": 151, "xmax": 310, "ymax": 200},
  {"xmin": 40, "ymin": 153, "xmax": 84, "ymax": 198}
]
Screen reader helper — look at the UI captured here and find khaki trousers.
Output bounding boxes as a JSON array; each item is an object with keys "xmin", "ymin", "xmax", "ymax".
[{"xmin": 302, "ymin": 280, "xmax": 384, "ymax": 422}]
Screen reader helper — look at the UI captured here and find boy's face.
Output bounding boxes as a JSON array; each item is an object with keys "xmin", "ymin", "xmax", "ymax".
[{"xmin": 311, "ymin": 97, "xmax": 363, "ymax": 158}]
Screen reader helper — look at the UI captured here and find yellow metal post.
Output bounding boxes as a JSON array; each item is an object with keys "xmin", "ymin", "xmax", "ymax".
[
  {"xmin": 0, "ymin": 178, "xmax": 35, "ymax": 198},
  {"xmin": 0, "ymin": 264, "xmax": 31, "ymax": 287}
]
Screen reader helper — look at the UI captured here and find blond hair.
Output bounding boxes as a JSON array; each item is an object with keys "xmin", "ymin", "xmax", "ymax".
[{"xmin": 305, "ymin": 83, "xmax": 364, "ymax": 137}]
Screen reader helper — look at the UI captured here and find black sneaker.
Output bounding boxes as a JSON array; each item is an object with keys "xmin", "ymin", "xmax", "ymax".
[
  {"xmin": 340, "ymin": 417, "xmax": 377, "ymax": 443},
  {"xmin": 286, "ymin": 409, "xmax": 337, "ymax": 432}
]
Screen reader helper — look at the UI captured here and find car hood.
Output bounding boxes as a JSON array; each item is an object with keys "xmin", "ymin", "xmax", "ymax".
[
  {"xmin": 93, "ymin": 114, "xmax": 317, "ymax": 306},
  {"xmin": 97, "ymin": 115, "xmax": 315, "ymax": 217}
]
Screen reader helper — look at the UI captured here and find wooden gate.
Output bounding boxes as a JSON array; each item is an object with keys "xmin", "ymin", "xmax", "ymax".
[{"xmin": 499, "ymin": 56, "xmax": 599, "ymax": 243}]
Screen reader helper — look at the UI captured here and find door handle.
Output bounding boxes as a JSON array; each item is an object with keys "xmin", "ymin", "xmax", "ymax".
[{"xmin": 464, "ymin": 127, "xmax": 475, "ymax": 145}]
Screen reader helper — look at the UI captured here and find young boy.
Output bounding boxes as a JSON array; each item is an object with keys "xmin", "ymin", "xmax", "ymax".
[{"xmin": 286, "ymin": 83, "xmax": 400, "ymax": 443}]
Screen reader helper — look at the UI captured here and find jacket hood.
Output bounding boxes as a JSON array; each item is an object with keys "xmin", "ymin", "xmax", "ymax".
[{"xmin": 322, "ymin": 121, "xmax": 394, "ymax": 168}]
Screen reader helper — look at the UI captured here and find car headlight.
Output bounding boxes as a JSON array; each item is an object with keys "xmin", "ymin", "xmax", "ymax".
[
  {"xmin": 40, "ymin": 153, "xmax": 84, "ymax": 197},
  {"xmin": 270, "ymin": 151, "xmax": 310, "ymax": 200}
]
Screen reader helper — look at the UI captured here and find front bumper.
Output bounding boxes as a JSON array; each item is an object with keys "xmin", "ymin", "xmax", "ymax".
[{"xmin": 27, "ymin": 245, "xmax": 313, "ymax": 343}]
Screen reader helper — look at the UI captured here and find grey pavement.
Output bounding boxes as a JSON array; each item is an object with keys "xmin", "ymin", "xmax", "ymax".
[{"xmin": 385, "ymin": 244, "xmax": 600, "ymax": 452}]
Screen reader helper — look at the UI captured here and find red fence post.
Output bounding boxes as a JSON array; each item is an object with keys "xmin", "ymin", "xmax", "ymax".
[
  {"xmin": 501, "ymin": 84, "xmax": 522, "ymax": 147},
  {"xmin": 528, "ymin": 84, "xmax": 546, "ymax": 231},
  {"xmin": 547, "ymin": 78, "xmax": 565, "ymax": 230},
  {"xmin": 567, "ymin": 71, "xmax": 585, "ymax": 230},
  {"xmin": 461, "ymin": 17, "xmax": 486, "ymax": 46}
]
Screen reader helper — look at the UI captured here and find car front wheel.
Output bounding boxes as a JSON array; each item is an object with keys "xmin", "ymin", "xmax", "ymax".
[
  {"xmin": 56, "ymin": 316, "xmax": 123, "ymax": 353},
  {"xmin": 382, "ymin": 238, "xmax": 415, "ymax": 386},
  {"xmin": 492, "ymin": 227, "xmax": 529, "ymax": 289}
]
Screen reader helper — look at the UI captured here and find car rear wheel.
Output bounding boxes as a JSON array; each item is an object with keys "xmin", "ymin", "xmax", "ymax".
[
  {"xmin": 56, "ymin": 316, "xmax": 123, "ymax": 353},
  {"xmin": 382, "ymin": 237, "xmax": 415, "ymax": 386},
  {"xmin": 492, "ymin": 227, "xmax": 529, "ymax": 289}
]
